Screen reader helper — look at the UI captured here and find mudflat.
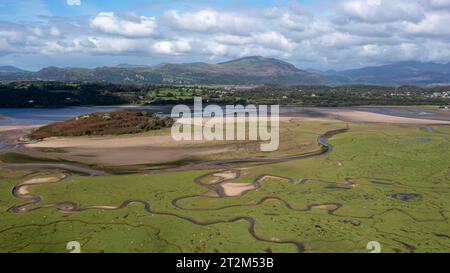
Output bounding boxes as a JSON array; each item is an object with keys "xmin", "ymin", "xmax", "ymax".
[
  {"xmin": 18, "ymin": 109, "xmax": 450, "ymax": 166},
  {"xmin": 281, "ymin": 107, "xmax": 450, "ymax": 124},
  {"xmin": 331, "ymin": 110, "xmax": 450, "ymax": 124}
]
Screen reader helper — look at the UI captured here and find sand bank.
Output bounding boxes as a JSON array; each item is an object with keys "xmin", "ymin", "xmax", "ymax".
[
  {"xmin": 220, "ymin": 183, "xmax": 255, "ymax": 197},
  {"xmin": 332, "ymin": 110, "xmax": 450, "ymax": 124},
  {"xmin": 0, "ymin": 125, "xmax": 41, "ymax": 132}
]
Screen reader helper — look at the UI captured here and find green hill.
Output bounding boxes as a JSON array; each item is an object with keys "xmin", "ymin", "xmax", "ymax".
[{"xmin": 0, "ymin": 57, "xmax": 326, "ymax": 85}]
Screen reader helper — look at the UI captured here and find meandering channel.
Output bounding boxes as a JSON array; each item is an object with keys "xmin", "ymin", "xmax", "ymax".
[{"xmin": 7, "ymin": 128, "xmax": 348, "ymax": 253}]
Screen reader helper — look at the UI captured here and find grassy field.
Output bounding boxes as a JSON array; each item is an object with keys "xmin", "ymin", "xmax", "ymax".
[{"xmin": 1, "ymin": 122, "xmax": 450, "ymax": 253}]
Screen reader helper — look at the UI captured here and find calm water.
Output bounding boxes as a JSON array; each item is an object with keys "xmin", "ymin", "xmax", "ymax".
[
  {"xmin": 0, "ymin": 106, "xmax": 174, "ymax": 126},
  {"xmin": 0, "ymin": 105, "xmax": 277, "ymax": 126},
  {"xmin": 1, "ymin": 105, "xmax": 449, "ymax": 126}
]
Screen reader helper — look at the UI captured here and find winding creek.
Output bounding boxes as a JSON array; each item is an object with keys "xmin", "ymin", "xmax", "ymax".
[
  {"xmin": 5, "ymin": 128, "xmax": 349, "ymax": 253},
  {"xmin": 6, "ymin": 126, "xmax": 444, "ymax": 253},
  {"xmin": 3, "ymin": 106, "xmax": 450, "ymax": 252}
]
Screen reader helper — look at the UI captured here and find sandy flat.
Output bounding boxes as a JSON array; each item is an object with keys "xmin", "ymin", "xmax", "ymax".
[
  {"xmin": 221, "ymin": 174, "xmax": 293, "ymax": 197},
  {"xmin": 257, "ymin": 175, "xmax": 289, "ymax": 183},
  {"xmin": 0, "ymin": 125, "xmax": 41, "ymax": 132},
  {"xmin": 23, "ymin": 118, "xmax": 270, "ymax": 166},
  {"xmin": 27, "ymin": 134, "xmax": 207, "ymax": 149},
  {"xmin": 213, "ymin": 171, "xmax": 238, "ymax": 180},
  {"xmin": 21, "ymin": 110, "xmax": 450, "ymax": 167},
  {"xmin": 40, "ymin": 146, "xmax": 230, "ymax": 166},
  {"xmin": 333, "ymin": 110, "xmax": 450, "ymax": 124},
  {"xmin": 282, "ymin": 107, "xmax": 450, "ymax": 124},
  {"xmin": 25, "ymin": 127, "xmax": 233, "ymax": 166},
  {"xmin": 17, "ymin": 176, "xmax": 62, "ymax": 195},
  {"xmin": 25, "ymin": 110, "xmax": 449, "ymax": 150},
  {"xmin": 87, "ymin": 205, "xmax": 118, "ymax": 210},
  {"xmin": 176, "ymin": 116, "xmax": 288, "ymax": 125},
  {"xmin": 311, "ymin": 204, "xmax": 337, "ymax": 210},
  {"xmin": 221, "ymin": 182, "xmax": 256, "ymax": 197},
  {"xmin": 22, "ymin": 176, "xmax": 62, "ymax": 185},
  {"xmin": 335, "ymin": 111, "xmax": 450, "ymax": 124},
  {"xmin": 205, "ymin": 171, "xmax": 239, "ymax": 184}
]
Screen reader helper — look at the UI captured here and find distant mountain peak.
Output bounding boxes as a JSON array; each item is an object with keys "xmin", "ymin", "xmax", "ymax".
[
  {"xmin": 218, "ymin": 56, "xmax": 292, "ymax": 66},
  {"xmin": 116, "ymin": 64, "xmax": 152, "ymax": 69},
  {"xmin": 216, "ymin": 56, "xmax": 309, "ymax": 75},
  {"xmin": 330, "ymin": 61, "xmax": 450, "ymax": 86},
  {"xmin": 218, "ymin": 56, "xmax": 265, "ymax": 64},
  {"xmin": 0, "ymin": 65, "xmax": 28, "ymax": 73}
]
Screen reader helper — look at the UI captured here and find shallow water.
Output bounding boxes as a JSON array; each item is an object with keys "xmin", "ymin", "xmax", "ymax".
[
  {"xmin": 390, "ymin": 193, "xmax": 422, "ymax": 202},
  {"xmin": 1, "ymin": 105, "xmax": 450, "ymax": 127},
  {"xmin": 325, "ymin": 185, "xmax": 352, "ymax": 190},
  {"xmin": 416, "ymin": 138, "xmax": 433, "ymax": 143},
  {"xmin": 0, "ymin": 106, "xmax": 174, "ymax": 126},
  {"xmin": 370, "ymin": 180, "xmax": 395, "ymax": 186},
  {"xmin": 0, "ymin": 105, "xmax": 268, "ymax": 126}
]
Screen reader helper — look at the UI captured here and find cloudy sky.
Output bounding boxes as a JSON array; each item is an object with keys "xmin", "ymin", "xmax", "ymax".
[{"xmin": 1, "ymin": 0, "xmax": 450, "ymax": 71}]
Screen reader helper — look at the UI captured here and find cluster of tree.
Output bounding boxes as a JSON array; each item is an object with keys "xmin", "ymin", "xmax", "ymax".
[
  {"xmin": 232, "ymin": 85, "xmax": 450, "ymax": 106},
  {"xmin": 28, "ymin": 110, "xmax": 174, "ymax": 140},
  {"xmin": 0, "ymin": 82, "xmax": 128, "ymax": 107},
  {"xmin": 1, "ymin": 81, "xmax": 449, "ymax": 107}
]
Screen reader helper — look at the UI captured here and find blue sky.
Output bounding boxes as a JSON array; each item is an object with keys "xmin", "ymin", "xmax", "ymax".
[
  {"xmin": 1, "ymin": 0, "xmax": 317, "ymax": 22},
  {"xmin": 1, "ymin": 0, "xmax": 449, "ymax": 71}
]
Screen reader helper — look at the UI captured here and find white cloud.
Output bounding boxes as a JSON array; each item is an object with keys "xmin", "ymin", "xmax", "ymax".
[
  {"xmin": 67, "ymin": 0, "xmax": 81, "ymax": 6},
  {"xmin": 50, "ymin": 27, "xmax": 61, "ymax": 37},
  {"xmin": 255, "ymin": 32, "xmax": 297, "ymax": 51},
  {"xmin": 428, "ymin": 0, "xmax": 450, "ymax": 8},
  {"xmin": 86, "ymin": 36, "xmax": 141, "ymax": 53},
  {"xmin": 5, "ymin": 1, "xmax": 450, "ymax": 69},
  {"xmin": 163, "ymin": 9, "xmax": 258, "ymax": 34},
  {"xmin": 338, "ymin": 0, "xmax": 425, "ymax": 23},
  {"xmin": 404, "ymin": 11, "xmax": 450, "ymax": 36},
  {"xmin": 152, "ymin": 39, "xmax": 192, "ymax": 55},
  {"xmin": 91, "ymin": 12, "xmax": 156, "ymax": 37},
  {"xmin": 213, "ymin": 32, "xmax": 296, "ymax": 52},
  {"xmin": 202, "ymin": 41, "xmax": 292, "ymax": 59}
]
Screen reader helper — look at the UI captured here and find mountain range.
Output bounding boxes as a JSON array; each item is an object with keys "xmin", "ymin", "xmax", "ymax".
[
  {"xmin": 0, "ymin": 66, "xmax": 27, "ymax": 73},
  {"xmin": 1, "ymin": 57, "xmax": 450, "ymax": 86},
  {"xmin": 325, "ymin": 61, "xmax": 450, "ymax": 86}
]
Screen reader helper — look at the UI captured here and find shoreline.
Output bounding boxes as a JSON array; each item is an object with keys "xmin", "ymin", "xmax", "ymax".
[
  {"xmin": 0, "ymin": 125, "xmax": 41, "ymax": 132},
  {"xmin": 1, "ymin": 105, "xmax": 450, "ymax": 125}
]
